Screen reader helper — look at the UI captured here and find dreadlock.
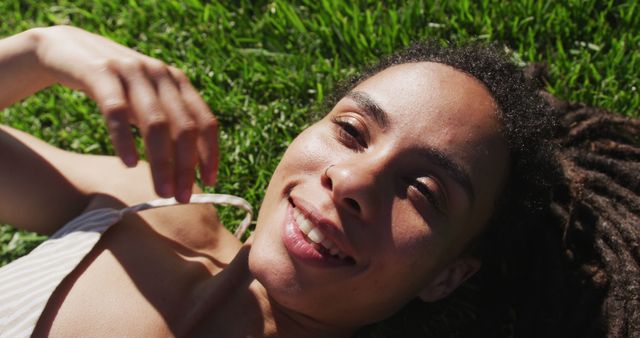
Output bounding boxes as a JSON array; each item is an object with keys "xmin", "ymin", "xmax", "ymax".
[
  {"xmin": 546, "ymin": 78, "xmax": 640, "ymax": 337},
  {"xmin": 347, "ymin": 43, "xmax": 640, "ymax": 337}
]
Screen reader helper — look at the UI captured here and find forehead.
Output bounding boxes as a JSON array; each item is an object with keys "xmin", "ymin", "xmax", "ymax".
[{"xmin": 352, "ymin": 62, "xmax": 498, "ymax": 132}]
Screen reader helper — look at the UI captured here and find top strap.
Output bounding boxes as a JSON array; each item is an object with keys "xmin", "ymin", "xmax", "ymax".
[
  {"xmin": 122, "ymin": 194, "xmax": 253, "ymax": 238},
  {"xmin": 52, "ymin": 194, "xmax": 253, "ymax": 240}
]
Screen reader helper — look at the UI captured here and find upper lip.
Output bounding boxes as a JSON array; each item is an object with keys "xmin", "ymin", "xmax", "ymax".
[{"xmin": 288, "ymin": 195, "xmax": 358, "ymax": 262}]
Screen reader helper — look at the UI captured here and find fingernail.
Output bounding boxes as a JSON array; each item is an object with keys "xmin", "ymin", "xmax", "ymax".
[
  {"xmin": 122, "ymin": 155, "xmax": 137, "ymax": 168},
  {"xmin": 160, "ymin": 182, "xmax": 173, "ymax": 197},
  {"xmin": 179, "ymin": 190, "xmax": 192, "ymax": 203}
]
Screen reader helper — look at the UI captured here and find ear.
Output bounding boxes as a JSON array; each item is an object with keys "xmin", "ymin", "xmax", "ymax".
[{"xmin": 418, "ymin": 257, "xmax": 481, "ymax": 302}]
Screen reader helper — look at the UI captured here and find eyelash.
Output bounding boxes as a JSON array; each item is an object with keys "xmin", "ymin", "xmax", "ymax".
[
  {"xmin": 408, "ymin": 179, "xmax": 445, "ymax": 213},
  {"xmin": 332, "ymin": 116, "xmax": 367, "ymax": 150}
]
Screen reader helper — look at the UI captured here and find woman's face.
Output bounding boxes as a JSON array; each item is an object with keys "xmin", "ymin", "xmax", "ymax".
[{"xmin": 249, "ymin": 62, "xmax": 509, "ymax": 328}]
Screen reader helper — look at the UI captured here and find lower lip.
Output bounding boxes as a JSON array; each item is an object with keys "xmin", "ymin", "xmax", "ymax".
[{"xmin": 281, "ymin": 203, "xmax": 351, "ymax": 268}]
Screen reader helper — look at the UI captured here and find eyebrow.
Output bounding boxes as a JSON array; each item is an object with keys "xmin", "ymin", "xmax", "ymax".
[
  {"xmin": 346, "ymin": 91, "xmax": 390, "ymax": 129},
  {"xmin": 346, "ymin": 90, "xmax": 476, "ymax": 205}
]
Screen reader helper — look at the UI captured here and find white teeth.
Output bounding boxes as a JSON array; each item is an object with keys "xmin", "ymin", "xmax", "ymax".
[
  {"xmin": 298, "ymin": 218, "xmax": 313, "ymax": 235},
  {"xmin": 294, "ymin": 207, "xmax": 349, "ymax": 260},
  {"xmin": 307, "ymin": 228, "xmax": 325, "ymax": 243},
  {"xmin": 321, "ymin": 239, "xmax": 334, "ymax": 249},
  {"xmin": 294, "ymin": 208, "xmax": 313, "ymax": 234}
]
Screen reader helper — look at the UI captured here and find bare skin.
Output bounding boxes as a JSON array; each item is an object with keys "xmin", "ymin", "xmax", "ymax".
[
  {"xmin": 1, "ymin": 27, "xmax": 509, "ymax": 337},
  {"xmin": 2, "ymin": 126, "xmax": 333, "ymax": 337},
  {"xmin": 0, "ymin": 126, "xmax": 243, "ymax": 337},
  {"xmin": 0, "ymin": 27, "xmax": 341, "ymax": 337},
  {"xmin": 249, "ymin": 62, "xmax": 509, "ymax": 330}
]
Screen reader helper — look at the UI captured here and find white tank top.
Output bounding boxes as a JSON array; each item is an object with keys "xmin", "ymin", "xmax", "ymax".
[{"xmin": 0, "ymin": 194, "xmax": 252, "ymax": 337}]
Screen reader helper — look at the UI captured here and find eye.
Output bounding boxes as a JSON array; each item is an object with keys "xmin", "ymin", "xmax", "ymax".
[
  {"xmin": 331, "ymin": 115, "xmax": 368, "ymax": 150},
  {"xmin": 407, "ymin": 178, "xmax": 447, "ymax": 214}
]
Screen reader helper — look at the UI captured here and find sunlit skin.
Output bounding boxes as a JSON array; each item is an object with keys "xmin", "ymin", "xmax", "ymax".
[
  {"xmin": 248, "ymin": 62, "xmax": 510, "ymax": 335},
  {"xmin": 0, "ymin": 27, "xmax": 513, "ymax": 336}
]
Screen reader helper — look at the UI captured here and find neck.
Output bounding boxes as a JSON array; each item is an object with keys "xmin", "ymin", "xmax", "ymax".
[
  {"xmin": 181, "ymin": 244, "xmax": 353, "ymax": 338},
  {"xmin": 261, "ymin": 287, "xmax": 355, "ymax": 338}
]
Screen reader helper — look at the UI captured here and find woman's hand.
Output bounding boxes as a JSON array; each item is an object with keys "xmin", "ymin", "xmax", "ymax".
[{"xmin": 32, "ymin": 25, "xmax": 218, "ymax": 202}]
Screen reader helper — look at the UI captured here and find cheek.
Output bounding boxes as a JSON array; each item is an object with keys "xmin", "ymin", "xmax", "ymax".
[
  {"xmin": 254, "ymin": 125, "xmax": 336, "ymax": 240},
  {"xmin": 357, "ymin": 239, "xmax": 437, "ymax": 310},
  {"xmin": 388, "ymin": 204, "xmax": 435, "ymax": 252},
  {"xmin": 376, "ymin": 207, "xmax": 446, "ymax": 283},
  {"xmin": 388, "ymin": 230, "xmax": 434, "ymax": 276}
]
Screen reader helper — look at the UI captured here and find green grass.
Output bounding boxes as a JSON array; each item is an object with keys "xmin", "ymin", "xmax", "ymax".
[{"xmin": 1, "ymin": 0, "xmax": 639, "ymax": 266}]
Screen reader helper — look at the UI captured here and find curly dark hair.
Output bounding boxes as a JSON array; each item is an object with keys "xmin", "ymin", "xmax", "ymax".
[{"xmin": 336, "ymin": 42, "xmax": 640, "ymax": 337}]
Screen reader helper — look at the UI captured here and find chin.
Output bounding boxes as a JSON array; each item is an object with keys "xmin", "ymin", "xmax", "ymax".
[
  {"xmin": 249, "ymin": 205, "xmax": 302, "ymax": 296},
  {"xmin": 248, "ymin": 240, "xmax": 310, "ymax": 315}
]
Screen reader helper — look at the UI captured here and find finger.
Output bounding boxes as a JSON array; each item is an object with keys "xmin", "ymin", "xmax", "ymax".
[
  {"xmin": 153, "ymin": 67, "xmax": 199, "ymax": 203},
  {"xmin": 88, "ymin": 71, "xmax": 138, "ymax": 167},
  {"xmin": 196, "ymin": 120, "xmax": 219, "ymax": 186},
  {"xmin": 145, "ymin": 122, "xmax": 174, "ymax": 199},
  {"xmin": 120, "ymin": 61, "xmax": 174, "ymax": 197},
  {"xmin": 174, "ymin": 131, "xmax": 198, "ymax": 203},
  {"xmin": 170, "ymin": 67, "xmax": 219, "ymax": 186}
]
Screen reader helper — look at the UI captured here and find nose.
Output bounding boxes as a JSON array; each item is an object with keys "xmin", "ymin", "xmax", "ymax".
[{"xmin": 321, "ymin": 158, "xmax": 386, "ymax": 217}]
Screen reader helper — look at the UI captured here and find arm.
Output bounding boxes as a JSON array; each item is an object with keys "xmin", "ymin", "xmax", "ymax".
[
  {"xmin": 0, "ymin": 124, "xmax": 225, "ymax": 236},
  {"xmin": 0, "ymin": 26, "xmax": 219, "ymax": 202},
  {"xmin": 0, "ymin": 125, "xmax": 85, "ymax": 234},
  {"xmin": 0, "ymin": 30, "xmax": 81, "ymax": 233},
  {"xmin": 0, "ymin": 125, "xmax": 155, "ymax": 234},
  {"xmin": 0, "ymin": 29, "xmax": 54, "ymax": 110}
]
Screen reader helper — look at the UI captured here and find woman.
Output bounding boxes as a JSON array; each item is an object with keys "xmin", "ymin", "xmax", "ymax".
[{"xmin": 0, "ymin": 26, "xmax": 636, "ymax": 337}]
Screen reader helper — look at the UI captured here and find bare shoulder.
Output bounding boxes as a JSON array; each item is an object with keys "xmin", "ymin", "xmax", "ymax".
[
  {"xmin": 81, "ymin": 157, "xmax": 243, "ymax": 255},
  {"xmin": 0, "ymin": 124, "xmax": 241, "ymax": 251}
]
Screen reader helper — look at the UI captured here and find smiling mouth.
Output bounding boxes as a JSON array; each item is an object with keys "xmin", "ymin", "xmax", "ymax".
[
  {"xmin": 284, "ymin": 197, "xmax": 356, "ymax": 266},
  {"xmin": 292, "ymin": 206, "xmax": 355, "ymax": 263}
]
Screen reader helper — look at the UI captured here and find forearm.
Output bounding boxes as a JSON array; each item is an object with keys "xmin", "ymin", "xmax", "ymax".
[
  {"xmin": 0, "ymin": 28, "xmax": 55, "ymax": 110},
  {"xmin": 0, "ymin": 126, "xmax": 89, "ymax": 234}
]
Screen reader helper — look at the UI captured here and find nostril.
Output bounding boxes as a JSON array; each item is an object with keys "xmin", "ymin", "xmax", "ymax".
[
  {"xmin": 344, "ymin": 198, "xmax": 361, "ymax": 213},
  {"xmin": 321, "ymin": 174, "xmax": 333, "ymax": 190}
]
